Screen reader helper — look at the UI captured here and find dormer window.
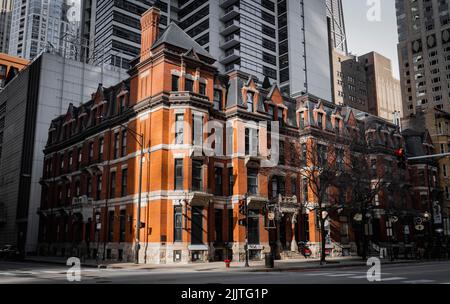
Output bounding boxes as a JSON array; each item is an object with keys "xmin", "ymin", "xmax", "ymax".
[
  {"xmin": 213, "ymin": 89, "xmax": 222, "ymax": 110},
  {"xmin": 299, "ymin": 112, "xmax": 305, "ymax": 129},
  {"xmin": 119, "ymin": 96, "xmax": 126, "ymax": 114},
  {"xmin": 268, "ymin": 105, "xmax": 275, "ymax": 119},
  {"xmin": 246, "ymin": 92, "xmax": 254, "ymax": 112},
  {"xmin": 277, "ymin": 108, "xmax": 284, "ymax": 126},
  {"xmin": 317, "ymin": 113, "xmax": 323, "ymax": 128},
  {"xmin": 335, "ymin": 118, "xmax": 340, "ymax": 134}
]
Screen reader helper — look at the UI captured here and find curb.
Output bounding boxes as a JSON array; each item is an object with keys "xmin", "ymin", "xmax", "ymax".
[{"xmin": 236, "ymin": 259, "xmax": 425, "ymax": 273}]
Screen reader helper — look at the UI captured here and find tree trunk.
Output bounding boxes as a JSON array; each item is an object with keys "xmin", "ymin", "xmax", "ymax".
[{"xmin": 320, "ymin": 218, "xmax": 327, "ymax": 265}]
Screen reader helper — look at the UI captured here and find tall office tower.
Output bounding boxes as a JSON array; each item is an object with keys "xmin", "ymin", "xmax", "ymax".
[
  {"xmin": 279, "ymin": 0, "xmax": 332, "ymax": 100},
  {"xmin": 177, "ymin": 0, "xmax": 278, "ymax": 84},
  {"xmin": 85, "ymin": 0, "xmax": 334, "ymax": 100},
  {"xmin": 326, "ymin": 0, "xmax": 347, "ymax": 54},
  {"xmin": 83, "ymin": 0, "xmax": 175, "ymax": 69},
  {"xmin": 396, "ymin": 0, "xmax": 450, "ymax": 116},
  {"xmin": 0, "ymin": 0, "xmax": 12, "ymax": 53},
  {"xmin": 8, "ymin": 0, "xmax": 82, "ymax": 60}
]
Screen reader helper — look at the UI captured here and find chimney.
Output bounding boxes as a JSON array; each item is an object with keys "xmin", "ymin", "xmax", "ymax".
[{"xmin": 140, "ymin": 7, "xmax": 160, "ymax": 62}]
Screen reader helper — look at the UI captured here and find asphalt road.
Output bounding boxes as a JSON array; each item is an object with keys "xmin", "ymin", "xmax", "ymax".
[{"xmin": 1, "ymin": 260, "xmax": 450, "ymax": 284}]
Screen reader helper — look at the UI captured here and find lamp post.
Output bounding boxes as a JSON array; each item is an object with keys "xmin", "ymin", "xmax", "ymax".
[
  {"xmin": 244, "ymin": 193, "xmax": 250, "ymax": 268},
  {"xmin": 119, "ymin": 124, "xmax": 144, "ymax": 264}
]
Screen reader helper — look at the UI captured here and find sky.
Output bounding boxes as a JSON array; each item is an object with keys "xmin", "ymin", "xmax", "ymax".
[{"xmin": 342, "ymin": 0, "xmax": 400, "ymax": 79}]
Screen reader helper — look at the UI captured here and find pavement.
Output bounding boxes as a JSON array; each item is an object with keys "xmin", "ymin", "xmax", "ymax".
[
  {"xmin": 23, "ymin": 255, "xmax": 424, "ymax": 272},
  {"xmin": 1, "ymin": 260, "xmax": 450, "ymax": 284}
]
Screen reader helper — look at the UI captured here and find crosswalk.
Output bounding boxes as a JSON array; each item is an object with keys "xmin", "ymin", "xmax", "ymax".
[{"xmin": 304, "ymin": 271, "xmax": 439, "ymax": 284}]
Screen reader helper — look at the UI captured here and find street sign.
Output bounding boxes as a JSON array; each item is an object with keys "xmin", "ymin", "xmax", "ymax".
[
  {"xmin": 415, "ymin": 224, "xmax": 425, "ymax": 231},
  {"xmin": 433, "ymin": 201, "xmax": 443, "ymax": 224},
  {"xmin": 404, "ymin": 225, "xmax": 410, "ymax": 235}
]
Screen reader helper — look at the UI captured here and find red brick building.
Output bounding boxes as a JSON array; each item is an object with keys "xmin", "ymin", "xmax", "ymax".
[{"xmin": 37, "ymin": 7, "xmax": 443, "ymax": 263}]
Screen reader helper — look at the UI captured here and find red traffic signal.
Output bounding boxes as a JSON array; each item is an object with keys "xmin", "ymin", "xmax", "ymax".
[{"xmin": 394, "ymin": 148, "xmax": 405, "ymax": 158}]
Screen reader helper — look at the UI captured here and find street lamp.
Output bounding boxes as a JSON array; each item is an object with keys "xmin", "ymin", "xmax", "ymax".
[
  {"xmin": 244, "ymin": 193, "xmax": 250, "ymax": 268},
  {"xmin": 119, "ymin": 124, "xmax": 144, "ymax": 264}
]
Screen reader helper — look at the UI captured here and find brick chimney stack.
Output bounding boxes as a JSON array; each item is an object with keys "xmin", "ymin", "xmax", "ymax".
[{"xmin": 140, "ymin": 7, "xmax": 160, "ymax": 62}]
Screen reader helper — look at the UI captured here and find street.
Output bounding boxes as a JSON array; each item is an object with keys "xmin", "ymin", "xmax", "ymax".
[{"xmin": 0, "ymin": 260, "xmax": 450, "ymax": 284}]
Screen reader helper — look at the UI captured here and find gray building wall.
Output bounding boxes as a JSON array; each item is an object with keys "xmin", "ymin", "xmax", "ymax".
[
  {"xmin": 0, "ymin": 51, "xmax": 126, "ymax": 254},
  {"xmin": 0, "ymin": 62, "xmax": 30, "ymax": 248}
]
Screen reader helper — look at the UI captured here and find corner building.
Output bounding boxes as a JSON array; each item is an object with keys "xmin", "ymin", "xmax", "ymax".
[{"xmin": 38, "ymin": 7, "xmax": 430, "ymax": 264}]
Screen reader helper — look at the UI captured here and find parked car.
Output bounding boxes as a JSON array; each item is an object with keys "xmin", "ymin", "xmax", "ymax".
[{"xmin": 0, "ymin": 245, "xmax": 23, "ymax": 260}]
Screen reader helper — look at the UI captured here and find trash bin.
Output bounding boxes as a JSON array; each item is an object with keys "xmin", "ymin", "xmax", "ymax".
[{"xmin": 265, "ymin": 254, "xmax": 274, "ymax": 268}]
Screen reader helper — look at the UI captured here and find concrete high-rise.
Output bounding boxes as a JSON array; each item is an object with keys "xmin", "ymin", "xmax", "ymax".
[
  {"xmin": 83, "ymin": 0, "xmax": 340, "ymax": 101},
  {"xmin": 331, "ymin": 50, "xmax": 402, "ymax": 124},
  {"xmin": 0, "ymin": 0, "xmax": 12, "ymax": 53},
  {"xmin": 8, "ymin": 0, "xmax": 82, "ymax": 60},
  {"xmin": 396, "ymin": 0, "xmax": 450, "ymax": 116},
  {"xmin": 326, "ymin": 0, "xmax": 347, "ymax": 54}
]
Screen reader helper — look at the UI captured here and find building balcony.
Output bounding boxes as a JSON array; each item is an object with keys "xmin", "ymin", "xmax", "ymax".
[
  {"xmin": 219, "ymin": 0, "xmax": 239, "ymax": 8},
  {"xmin": 219, "ymin": 49, "xmax": 240, "ymax": 65},
  {"xmin": 220, "ymin": 34, "xmax": 240, "ymax": 50},
  {"xmin": 220, "ymin": 6, "xmax": 240, "ymax": 23},
  {"xmin": 72, "ymin": 196, "xmax": 94, "ymax": 223},
  {"xmin": 220, "ymin": 19, "xmax": 240, "ymax": 36}
]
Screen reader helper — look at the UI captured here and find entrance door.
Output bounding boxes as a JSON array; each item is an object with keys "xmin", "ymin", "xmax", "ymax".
[{"xmin": 191, "ymin": 207, "xmax": 203, "ymax": 244}]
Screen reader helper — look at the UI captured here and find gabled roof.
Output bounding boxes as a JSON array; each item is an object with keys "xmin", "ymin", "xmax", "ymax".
[{"xmin": 152, "ymin": 22, "xmax": 215, "ymax": 61}]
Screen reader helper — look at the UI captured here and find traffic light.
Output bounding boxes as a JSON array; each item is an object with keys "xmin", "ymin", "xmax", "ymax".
[
  {"xmin": 395, "ymin": 148, "xmax": 407, "ymax": 169},
  {"xmin": 239, "ymin": 201, "xmax": 247, "ymax": 215}
]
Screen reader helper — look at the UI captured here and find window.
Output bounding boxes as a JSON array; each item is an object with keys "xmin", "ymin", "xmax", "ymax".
[
  {"xmin": 77, "ymin": 147, "xmax": 82, "ymax": 169},
  {"xmin": 245, "ymin": 128, "xmax": 259, "ymax": 156},
  {"xmin": 121, "ymin": 130, "xmax": 127, "ymax": 157},
  {"xmin": 214, "ymin": 167, "xmax": 223, "ymax": 196},
  {"xmin": 110, "ymin": 171, "xmax": 116, "ymax": 198},
  {"xmin": 192, "ymin": 115, "xmax": 203, "ymax": 146},
  {"xmin": 174, "ymin": 206, "xmax": 183, "ymax": 242},
  {"xmin": 175, "ymin": 114, "xmax": 184, "ymax": 144},
  {"xmin": 119, "ymin": 210, "xmax": 126, "ymax": 242},
  {"xmin": 108, "ymin": 210, "xmax": 115, "ymax": 242},
  {"xmin": 191, "ymin": 207, "xmax": 203, "ymax": 244},
  {"xmin": 213, "ymin": 89, "xmax": 222, "ymax": 110},
  {"xmin": 171, "ymin": 75, "xmax": 179, "ymax": 91},
  {"xmin": 279, "ymin": 140, "xmax": 285, "ymax": 165},
  {"xmin": 248, "ymin": 210, "xmax": 260, "ymax": 244},
  {"xmin": 99, "ymin": 137, "xmax": 104, "ymax": 161},
  {"xmin": 299, "ymin": 112, "xmax": 305, "ymax": 128},
  {"xmin": 175, "ymin": 159, "xmax": 183, "ymax": 190},
  {"xmin": 228, "ymin": 167, "xmax": 234, "ymax": 196},
  {"xmin": 185, "ymin": 79, "xmax": 194, "ymax": 92},
  {"xmin": 121, "ymin": 168, "xmax": 128, "ymax": 196},
  {"xmin": 89, "ymin": 143, "xmax": 94, "ymax": 163},
  {"xmin": 192, "ymin": 160, "xmax": 203, "ymax": 191},
  {"xmin": 119, "ymin": 96, "xmax": 126, "ymax": 114},
  {"xmin": 247, "ymin": 168, "xmax": 258, "ymax": 195},
  {"xmin": 278, "ymin": 108, "xmax": 284, "ymax": 126},
  {"xmin": 60, "ymin": 154, "xmax": 64, "ymax": 171},
  {"xmin": 317, "ymin": 113, "xmax": 323, "ymax": 128},
  {"xmin": 291, "ymin": 177, "xmax": 297, "ymax": 196},
  {"xmin": 215, "ymin": 209, "xmax": 223, "ymax": 242},
  {"xmin": 317, "ymin": 144, "xmax": 327, "ymax": 166},
  {"xmin": 87, "ymin": 176, "xmax": 92, "ymax": 197},
  {"xmin": 114, "ymin": 133, "xmax": 120, "ymax": 158},
  {"xmin": 96, "ymin": 175, "xmax": 102, "ymax": 200},
  {"xmin": 246, "ymin": 92, "xmax": 254, "ymax": 112},
  {"xmin": 68, "ymin": 151, "xmax": 73, "ymax": 170},
  {"xmin": 301, "ymin": 143, "xmax": 307, "ymax": 164},
  {"xmin": 228, "ymin": 209, "xmax": 234, "ymax": 242},
  {"xmin": 199, "ymin": 83, "xmax": 206, "ymax": 95}
]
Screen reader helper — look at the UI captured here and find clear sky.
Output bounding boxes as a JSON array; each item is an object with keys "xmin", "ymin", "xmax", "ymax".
[{"xmin": 342, "ymin": 0, "xmax": 400, "ymax": 79}]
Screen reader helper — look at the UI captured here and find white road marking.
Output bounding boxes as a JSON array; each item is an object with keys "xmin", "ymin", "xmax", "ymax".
[
  {"xmin": 304, "ymin": 272, "xmax": 334, "ymax": 276},
  {"xmin": 327, "ymin": 273, "xmax": 358, "ymax": 277},
  {"xmin": 348, "ymin": 275, "xmax": 369, "ymax": 279},
  {"xmin": 403, "ymin": 280, "xmax": 435, "ymax": 284},
  {"xmin": 381, "ymin": 277, "xmax": 407, "ymax": 281}
]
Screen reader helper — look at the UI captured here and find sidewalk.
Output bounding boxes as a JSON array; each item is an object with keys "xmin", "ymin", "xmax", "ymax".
[{"xmin": 24, "ymin": 255, "xmax": 423, "ymax": 272}]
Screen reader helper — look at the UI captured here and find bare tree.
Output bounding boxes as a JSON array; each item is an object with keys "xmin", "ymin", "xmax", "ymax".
[{"xmin": 299, "ymin": 135, "xmax": 347, "ymax": 264}]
